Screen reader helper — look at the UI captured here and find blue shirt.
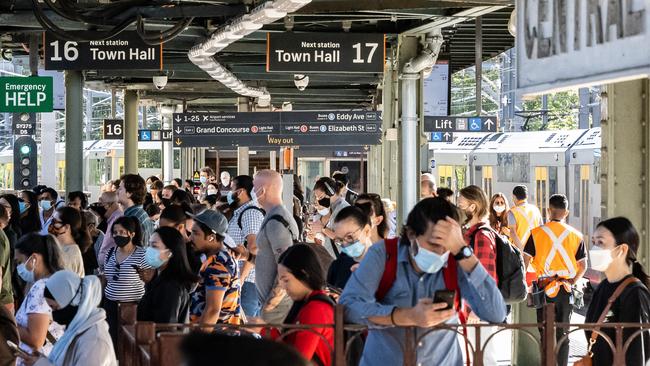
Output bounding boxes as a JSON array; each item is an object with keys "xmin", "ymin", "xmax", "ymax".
[
  {"xmin": 339, "ymin": 239, "xmax": 507, "ymax": 366},
  {"xmin": 124, "ymin": 205, "xmax": 154, "ymax": 248}
]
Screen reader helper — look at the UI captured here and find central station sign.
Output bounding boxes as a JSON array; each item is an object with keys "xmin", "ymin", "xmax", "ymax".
[
  {"xmin": 266, "ymin": 32, "xmax": 385, "ymax": 73},
  {"xmin": 517, "ymin": 0, "xmax": 650, "ymax": 94},
  {"xmin": 172, "ymin": 111, "xmax": 382, "ymax": 147},
  {"xmin": 44, "ymin": 32, "xmax": 163, "ymax": 70},
  {"xmin": 0, "ymin": 76, "xmax": 53, "ymax": 113},
  {"xmin": 423, "ymin": 116, "xmax": 497, "ymax": 133}
]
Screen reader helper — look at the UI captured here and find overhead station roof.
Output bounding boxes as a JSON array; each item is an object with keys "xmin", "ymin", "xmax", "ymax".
[{"xmin": 0, "ymin": 0, "xmax": 514, "ymax": 111}]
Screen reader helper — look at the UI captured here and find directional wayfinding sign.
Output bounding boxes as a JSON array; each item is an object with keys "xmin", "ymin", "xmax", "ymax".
[
  {"xmin": 138, "ymin": 129, "xmax": 172, "ymax": 142},
  {"xmin": 430, "ymin": 132, "xmax": 454, "ymax": 143},
  {"xmin": 44, "ymin": 32, "xmax": 162, "ymax": 70},
  {"xmin": 103, "ymin": 119, "xmax": 123, "ymax": 140},
  {"xmin": 267, "ymin": 32, "xmax": 385, "ymax": 73},
  {"xmin": 172, "ymin": 111, "xmax": 382, "ymax": 148},
  {"xmin": 0, "ymin": 76, "xmax": 53, "ymax": 112},
  {"xmin": 423, "ymin": 116, "xmax": 497, "ymax": 133}
]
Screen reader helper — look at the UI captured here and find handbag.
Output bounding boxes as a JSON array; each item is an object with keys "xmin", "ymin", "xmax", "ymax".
[{"xmin": 574, "ymin": 276, "xmax": 639, "ymax": 366}]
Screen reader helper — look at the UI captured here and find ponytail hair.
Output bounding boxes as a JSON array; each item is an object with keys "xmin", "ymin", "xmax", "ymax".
[
  {"xmin": 597, "ymin": 216, "xmax": 650, "ymax": 288},
  {"xmin": 57, "ymin": 206, "xmax": 93, "ymax": 252}
]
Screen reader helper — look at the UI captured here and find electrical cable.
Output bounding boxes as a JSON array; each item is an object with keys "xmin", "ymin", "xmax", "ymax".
[
  {"xmin": 31, "ymin": 0, "xmax": 136, "ymax": 42},
  {"xmin": 136, "ymin": 15, "xmax": 194, "ymax": 45}
]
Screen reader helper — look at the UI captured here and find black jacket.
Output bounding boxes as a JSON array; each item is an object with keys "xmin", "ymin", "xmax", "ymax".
[{"xmin": 137, "ymin": 273, "xmax": 191, "ymax": 324}]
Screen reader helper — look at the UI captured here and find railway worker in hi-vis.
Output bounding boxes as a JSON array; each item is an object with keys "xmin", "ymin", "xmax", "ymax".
[
  {"xmin": 523, "ymin": 194, "xmax": 587, "ymax": 366},
  {"xmin": 508, "ymin": 185, "xmax": 544, "ymax": 287}
]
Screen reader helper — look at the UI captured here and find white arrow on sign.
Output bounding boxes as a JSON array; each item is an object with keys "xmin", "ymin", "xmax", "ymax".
[
  {"xmin": 174, "ymin": 116, "xmax": 181, "ymax": 122},
  {"xmin": 175, "ymin": 127, "xmax": 182, "ymax": 134},
  {"xmin": 444, "ymin": 132, "xmax": 451, "ymax": 140},
  {"xmin": 484, "ymin": 118, "xmax": 494, "ymax": 130}
]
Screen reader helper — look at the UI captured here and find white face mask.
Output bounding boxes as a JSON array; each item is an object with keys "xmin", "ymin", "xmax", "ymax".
[
  {"xmin": 318, "ymin": 207, "xmax": 330, "ymax": 216},
  {"xmin": 493, "ymin": 205, "xmax": 506, "ymax": 214},
  {"xmin": 207, "ymin": 189, "xmax": 218, "ymax": 196},
  {"xmin": 589, "ymin": 246, "xmax": 613, "ymax": 272}
]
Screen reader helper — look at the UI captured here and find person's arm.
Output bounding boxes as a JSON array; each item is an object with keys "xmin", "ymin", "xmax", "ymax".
[
  {"xmin": 261, "ymin": 221, "xmax": 294, "ymax": 310},
  {"xmin": 197, "ymin": 289, "xmax": 225, "ymax": 329},
  {"xmin": 570, "ymin": 240, "xmax": 588, "ymax": 284},
  {"xmin": 621, "ymin": 288, "xmax": 650, "ymax": 366},
  {"xmin": 19, "ymin": 313, "xmax": 50, "ymax": 350},
  {"xmin": 523, "ymin": 236, "xmax": 536, "ymax": 272},
  {"xmin": 508, "ymin": 211, "xmax": 524, "ymax": 250},
  {"xmin": 239, "ymin": 233, "xmax": 258, "ymax": 281},
  {"xmin": 98, "ymin": 221, "xmax": 116, "ymax": 268}
]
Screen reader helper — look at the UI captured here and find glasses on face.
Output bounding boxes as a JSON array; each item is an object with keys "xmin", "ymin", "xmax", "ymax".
[{"xmin": 334, "ymin": 227, "xmax": 363, "ymax": 247}]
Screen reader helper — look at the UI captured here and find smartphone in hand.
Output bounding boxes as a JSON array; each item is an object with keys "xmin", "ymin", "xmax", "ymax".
[
  {"xmin": 433, "ymin": 290, "xmax": 456, "ymax": 310},
  {"xmin": 7, "ymin": 340, "xmax": 30, "ymax": 358}
]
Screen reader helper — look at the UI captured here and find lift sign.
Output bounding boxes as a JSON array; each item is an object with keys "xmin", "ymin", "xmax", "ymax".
[
  {"xmin": 0, "ymin": 77, "xmax": 53, "ymax": 113},
  {"xmin": 267, "ymin": 32, "xmax": 385, "ymax": 73}
]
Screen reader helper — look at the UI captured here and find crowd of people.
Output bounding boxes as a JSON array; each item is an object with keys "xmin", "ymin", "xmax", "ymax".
[{"xmin": 0, "ymin": 169, "xmax": 646, "ymax": 366}]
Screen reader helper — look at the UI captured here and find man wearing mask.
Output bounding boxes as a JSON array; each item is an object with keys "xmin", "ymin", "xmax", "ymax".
[
  {"xmin": 227, "ymin": 175, "xmax": 264, "ymax": 317},
  {"xmin": 339, "ymin": 197, "xmax": 506, "ymax": 365},
  {"xmin": 117, "ymin": 174, "xmax": 154, "ymax": 249},
  {"xmin": 38, "ymin": 188, "xmax": 64, "ymax": 235},
  {"xmin": 198, "ymin": 167, "xmax": 215, "ymax": 201},
  {"xmin": 523, "ymin": 194, "xmax": 586, "ymax": 366},
  {"xmin": 218, "ymin": 171, "xmax": 232, "ymax": 196},
  {"xmin": 97, "ymin": 192, "xmax": 123, "ymax": 269},
  {"xmin": 253, "ymin": 170, "xmax": 298, "ymax": 324}
]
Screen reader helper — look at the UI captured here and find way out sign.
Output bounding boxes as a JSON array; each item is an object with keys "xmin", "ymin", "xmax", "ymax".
[{"xmin": 0, "ymin": 76, "xmax": 53, "ymax": 112}]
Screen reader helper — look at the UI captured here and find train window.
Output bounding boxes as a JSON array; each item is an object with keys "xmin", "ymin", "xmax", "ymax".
[
  {"xmin": 173, "ymin": 149, "xmax": 181, "ymax": 170},
  {"xmin": 535, "ymin": 167, "xmax": 549, "ymax": 222},
  {"xmin": 454, "ymin": 166, "xmax": 467, "ymax": 192},
  {"xmin": 438, "ymin": 165, "xmax": 453, "ymax": 188},
  {"xmin": 476, "ymin": 166, "xmax": 494, "ymax": 198},
  {"xmin": 138, "ymin": 150, "xmax": 162, "ymax": 169},
  {"xmin": 573, "ymin": 165, "xmax": 581, "ymax": 217},
  {"xmin": 549, "ymin": 166, "xmax": 557, "ymax": 196},
  {"xmin": 88, "ymin": 159, "xmax": 106, "ymax": 186},
  {"xmin": 580, "ymin": 165, "xmax": 590, "ymax": 235},
  {"xmin": 497, "ymin": 153, "xmax": 530, "ymax": 182}
]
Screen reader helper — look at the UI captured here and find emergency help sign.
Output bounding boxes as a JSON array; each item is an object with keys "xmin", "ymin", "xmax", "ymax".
[{"xmin": 0, "ymin": 76, "xmax": 53, "ymax": 113}]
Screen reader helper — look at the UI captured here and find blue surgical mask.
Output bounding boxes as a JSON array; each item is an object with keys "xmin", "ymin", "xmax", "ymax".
[
  {"xmin": 17, "ymin": 258, "xmax": 35, "ymax": 283},
  {"xmin": 251, "ymin": 190, "xmax": 258, "ymax": 202},
  {"xmin": 341, "ymin": 241, "xmax": 366, "ymax": 259},
  {"xmin": 412, "ymin": 240, "xmax": 449, "ymax": 273},
  {"xmin": 19, "ymin": 201, "xmax": 28, "ymax": 214},
  {"xmin": 145, "ymin": 247, "xmax": 169, "ymax": 269},
  {"xmin": 226, "ymin": 191, "xmax": 235, "ymax": 205},
  {"xmin": 199, "ymin": 176, "xmax": 208, "ymax": 185},
  {"xmin": 40, "ymin": 200, "xmax": 52, "ymax": 211}
]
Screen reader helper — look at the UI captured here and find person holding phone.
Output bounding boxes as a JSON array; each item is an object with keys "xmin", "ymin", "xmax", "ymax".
[{"xmin": 339, "ymin": 197, "xmax": 506, "ymax": 366}]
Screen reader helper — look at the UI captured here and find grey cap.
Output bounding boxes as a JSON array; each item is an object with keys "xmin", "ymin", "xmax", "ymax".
[{"xmin": 188, "ymin": 209, "xmax": 228, "ymax": 236}]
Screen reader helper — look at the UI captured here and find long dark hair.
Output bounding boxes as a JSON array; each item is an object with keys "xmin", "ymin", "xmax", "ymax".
[
  {"xmin": 112, "ymin": 216, "xmax": 143, "ymax": 247},
  {"xmin": 56, "ymin": 206, "xmax": 93, "ymax": 252},
  {"xmin": 278, "ymin": 244, "xmax": 325, "ymax": 291},
  {"xmin": 355, "ymin": 193, "xmax": 388, "ymax": 239},
  {"xmin": 313, "ymin": 177, "xmax": 344, "ymax": 197},
  {"xmin": 488, "ymin": 193, "xmax": 510, "ymax": 231},
  {"xmin": 15, "ymin": 233, "xmax": 64, "ymax": 275},
  {"xmin": 0, "ymin": 194, "xmax": 21, "ymax": 234},
  {"xmin": 597, "ymin": 217, "xmax": 650, "ymax": 288},
  {"xmin": 19, "ymin": 190, "xmax": 42, "ymax": 233},
  {"xmin": 400, "ymin": 197, "xmax": 461, "ymax": 244},
  {"xmin": 155, "ymin": 227, "xmax": 200, "ymax": 286}
]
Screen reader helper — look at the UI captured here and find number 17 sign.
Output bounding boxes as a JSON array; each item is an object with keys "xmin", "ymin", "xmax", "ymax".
[{"xmin": 266, "ymin": 32, "xmax": 385, "ymax": 73}]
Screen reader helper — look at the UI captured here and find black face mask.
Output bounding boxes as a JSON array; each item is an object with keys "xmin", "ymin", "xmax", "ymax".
[
  {"xmin": 113, "ymin": 235, "xmax": 130, "ymax": 248},
  {"xmin": 52, "ymin": 305, "xmax": 79, "ymax": 326},
  {"xmin": 318, "ymin": 197, "xmax": 331, "ymax": 208},
  {"xmin": 90, "ymin": 203, "xmax": 107, "ymax": 218}
]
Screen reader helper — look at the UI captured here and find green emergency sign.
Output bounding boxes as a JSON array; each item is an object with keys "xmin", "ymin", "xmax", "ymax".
[{"xmin": 0, "ymin": 76, "xmax": 53, "ymax": 112}]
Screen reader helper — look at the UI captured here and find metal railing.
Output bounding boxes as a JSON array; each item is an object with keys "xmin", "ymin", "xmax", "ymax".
[{"xmin": 117, "ymin": 303, "xmax": 650, "ymax": 366}]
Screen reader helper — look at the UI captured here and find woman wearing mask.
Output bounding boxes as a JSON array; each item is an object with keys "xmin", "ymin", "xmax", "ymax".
[
  {"xmin": 354, "ymin": 193, "xmax": 388, "ymax": 243},
  {"xmin": 457, "ymin": 185, "xmax": 500, "ymax": 366},
  {"xmin": 328, "ymin": 206, "xmax": 373, "ymax": 290},
  {"xmin": 206, "ymin": 183, "xmax": 219, "ymax": 198},
  {"xmin": 48, "ymin": 207, "xmax": 89, "ymax": 277},
  {"xmin": 18, "ymin": 191, "xmax": 41, "ymax": 234},
  {"xmin": 274, "ymin": 244, "xmax": 334, "ymax": 366},
  {"xmin": 488, "ymin": 193, "xmax": 510, "ymax": 238},
  {"xmin": 23, "ymin": 270, "xmax": 117, "ymax": 366},
  {"xmin": 584, "ymin": 217, "xmax": 650, "ymax": 366},
  {"xmin": 102, "ymin": 216, "xmax": 151, "ymax": 346},
  {"xmin": 138, "ymin": 227, "xmax": 199, "ymax": 323},
  {"xmin": 13, "ymin": 234, "xmax": 65, "ymax": 364},
  {"xmin": 310, "ymin": 177, "xmax": 349, "ymax": 258}
]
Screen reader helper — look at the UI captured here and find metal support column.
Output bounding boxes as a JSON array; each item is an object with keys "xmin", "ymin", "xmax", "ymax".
[
  {"xmin": 41, "ymin": 112, "xmax": 57, "ymax": 188},
  {"xmin": 269, "ymin": 150, "xmax": 277, "ymax": 171},
  {"xmin": 64, "ymin": 70, "xmax": 84, "ymax": 193},
  {"xmin": 601, "ymin": 78, "xmax": 650, "ymax": 267},
  {"xmin": 162, "ymin": 113, "xmax": 174, "ymax": 182},
  {"xmin": 237, "ymin": 97, "xmax": 250, "ymax": 175},
  {"xmin": 400, "ymin": 72, "xmax": 419, "ymax": 221},
  {"xmin": 578, "ymin": 88, "xmax": 590, "ymax": 129},
  {"xmin": 124, "ymin": 90, "xmax": 139, "ymax": 174},
  {"xmin": 475, "ymin": 16, "xmax": 483, "ymax": 114}
]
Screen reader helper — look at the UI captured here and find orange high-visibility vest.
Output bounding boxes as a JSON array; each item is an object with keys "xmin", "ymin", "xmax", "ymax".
[
  {"xmin": 510, "ymin": 202, "xmax": 543, "ymax": 245},
  {"xmin": 529, "ymin": 221, "xmax": 583, "ymax": 297}
]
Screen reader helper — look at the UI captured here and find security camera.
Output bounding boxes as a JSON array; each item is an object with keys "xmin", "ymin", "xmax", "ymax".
[
  {"xmin": 294, "ymin": 74, "xmax": 309, "ymax": 91},
  {"xmin": 153, "ymin": 74, "xmax": 168, "ymax": 90}
]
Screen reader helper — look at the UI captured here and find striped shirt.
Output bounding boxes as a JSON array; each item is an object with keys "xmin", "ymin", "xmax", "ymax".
[
  {"xmin": 124, "ymin": 205, "xmax": 155, "ymax": 248},
  {"xmin": 104, "ymin": 246, "xmax": 151, "ymax": 302},
  {"xmin": 228, "ymin": 201, "xmax": 264, "ymax": 283}
]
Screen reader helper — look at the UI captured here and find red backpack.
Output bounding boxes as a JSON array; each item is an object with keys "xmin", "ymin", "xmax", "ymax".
[{"xmin": 374, "ymin": 238, "xmax": 470, "ymax": 364}]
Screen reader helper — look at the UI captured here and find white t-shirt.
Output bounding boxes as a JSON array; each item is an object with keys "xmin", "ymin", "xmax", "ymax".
[{"xmin": 15, "ymin": 279, "xmax": 65, "ymax": 365}]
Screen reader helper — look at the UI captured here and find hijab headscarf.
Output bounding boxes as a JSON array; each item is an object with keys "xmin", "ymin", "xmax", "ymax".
[{"xmin": 45, "ymin": 270, "xmax": 106, "ymax": 366}]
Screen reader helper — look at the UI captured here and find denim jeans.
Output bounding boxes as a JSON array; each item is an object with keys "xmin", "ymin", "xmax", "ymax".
[{"xmin": 241, "ymin": 281, "xmax": 261, "ymax": 318}]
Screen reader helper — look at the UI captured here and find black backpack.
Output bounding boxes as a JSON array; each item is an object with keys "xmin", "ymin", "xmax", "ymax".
[
  {"xmin": 236, "ymin": 206, "xmax": 266, "ymax": 248},
  {"xmin": 470, "ymin": 226, "xmax": 527, "ymax": 304},
  {"xmin": 265, "ymin": 214, "xmax": 300, "ymax": 244}
]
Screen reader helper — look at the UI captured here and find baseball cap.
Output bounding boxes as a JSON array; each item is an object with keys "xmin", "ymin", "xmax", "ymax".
[{"xmin": 187, "ymin": 209, "xmax": 236, "ymax": 249}]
